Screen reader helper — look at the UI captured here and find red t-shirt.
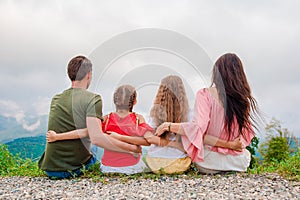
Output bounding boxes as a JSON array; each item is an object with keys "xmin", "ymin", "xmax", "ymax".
[{"xmin": 101, "ymin": 112, "xmax": 153, "ymax": 167}]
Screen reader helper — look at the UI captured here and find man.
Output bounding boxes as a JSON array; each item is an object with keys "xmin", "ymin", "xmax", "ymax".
[{"xmin": 38, "ymin": 55, "xmax": 140, "ymax": 179}]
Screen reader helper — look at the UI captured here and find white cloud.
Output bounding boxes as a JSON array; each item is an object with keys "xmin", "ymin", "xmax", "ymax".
[
  {"xmin": 33, "ymin": 97, "xmax": 51, "ymax": 116},
  {"xmin": 15, "ymin": 112, "xmax": 26, "ymax": 124},
  {"xmin": 0, "ymin": 0, "xmax": 299, "ymax": 137},
  {"xmin": 23, "ymin": 120, "xmax": 41, "ymax": 132},
  {"xmin": 0, "ymin": 99, "xmax": 23, "ymax": 119},
  {"xmin": 0, "ymin": 99, "xmax": 44, "ymax": 132}
]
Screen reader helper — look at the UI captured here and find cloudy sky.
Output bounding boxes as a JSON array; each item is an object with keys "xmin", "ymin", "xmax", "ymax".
[{"xmin": 0, "ymin": 0, "xmax": 299, "ymax": 137}]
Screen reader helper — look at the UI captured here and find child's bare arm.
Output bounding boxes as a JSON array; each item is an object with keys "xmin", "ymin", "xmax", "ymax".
[
  {"xmin": 144, "ymin": 132, "xmax": 171, "ymax": 146},
  {"xmin": 108, "ymin": 131, "xmax": 150, "ymax": 146},
  {"xmin": 46, "ymin": 129, "xmax": 88, "ymax": 143}
]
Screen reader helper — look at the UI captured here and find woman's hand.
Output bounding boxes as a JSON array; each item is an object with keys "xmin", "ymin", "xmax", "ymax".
[
  {"xmin": 155, "ymin": 122, "xmax": 168, "ymax": 136},
  {"xmin": 229, "ymin": 136, "xmax": 243, "ymax": 152},
  {"xmin": 46, "ymin": 130, "xmax": 58, "ymax": 143},
  {"xmin": 129, "ymin": 145, "xmax": 142, "ymax": 154}
]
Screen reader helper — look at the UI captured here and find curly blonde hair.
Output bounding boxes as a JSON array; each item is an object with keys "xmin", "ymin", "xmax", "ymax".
[{"xmin": 150, "ymin": 75, "xmax": 189, "ymax": 128}]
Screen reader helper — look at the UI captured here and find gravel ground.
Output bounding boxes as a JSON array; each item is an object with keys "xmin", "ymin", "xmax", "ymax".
[{"xmin": 0, "ymin": 174, "xmax": 299, "ymax": 200}]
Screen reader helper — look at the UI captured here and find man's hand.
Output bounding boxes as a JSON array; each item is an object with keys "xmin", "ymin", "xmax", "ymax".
[
  {"xmin": 229, "ymin": 136, "xmax": 243, "ymax": 152},
  {"xmin": 46, "ymin": 130, "xmax": 57, "ymax": 143},
  {"xmin": 129, "ymin": 145, "xmax": 142, "ymax": 154}
]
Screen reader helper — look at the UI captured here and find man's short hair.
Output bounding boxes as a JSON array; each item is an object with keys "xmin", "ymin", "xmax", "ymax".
[{"xmin": 67, "ymin": 56, "xmax": 92, "ymax": 81}]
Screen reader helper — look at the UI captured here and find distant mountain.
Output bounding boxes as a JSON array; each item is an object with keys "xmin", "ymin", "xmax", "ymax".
[
  {"xmin": 0, "ymin": 115, "xmax": 48, "ymax": 142},
  {"xmin": 5, "ymin": 135, "xmax": 46, "ymax": 160},
  {"xmin": 5, "ymin": 136, "xmax": 150, "ymax": 161}
]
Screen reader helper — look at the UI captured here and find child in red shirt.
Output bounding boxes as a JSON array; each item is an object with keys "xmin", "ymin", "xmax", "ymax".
[
  {"xmin": 100, "ymin": 85, "xmax": 153, "ymax": 174},
  {"xmin": 47, "ymin": 85, "xmax": 157, "ymax": 174}
]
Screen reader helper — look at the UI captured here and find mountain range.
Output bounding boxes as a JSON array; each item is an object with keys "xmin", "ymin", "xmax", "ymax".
[
  {"xmin": 1, "ymin": 114, "xmax": 298, "ymax": 161},
  {"xmin": 0, "ymin": 114, "xmax": 48, "ymax": 143}
]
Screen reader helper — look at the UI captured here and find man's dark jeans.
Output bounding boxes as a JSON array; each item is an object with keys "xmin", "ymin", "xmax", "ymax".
[{"xmin": 45, "ymin": 156, "xmax": 96, "ymax": 179}]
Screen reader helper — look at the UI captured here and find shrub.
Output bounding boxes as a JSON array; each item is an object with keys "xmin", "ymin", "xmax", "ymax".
[
  {"xmin": 264, "ymin": 137, "xmax": 289, "ymax": 163},
  {"xmin": 246, "ymin": 136, "xmax": 259, "ymax": 169},
  {"xmin": 259, "ymin": 118, "xmax": 298, "ymax": 164},
  {"xmin": 249, "ymin": 149, "xmax": 300, "ymax": 181},
  {"xmin": 276, "ymin": 149, "xmax": 300, "ymax": 181},
  {"xmin": 0, "ymin": 143, "xmax": 16, "ymax": 175},
  {"xmin": 0, "ymin": 143, "xmax": 43, "ymax": 177}
]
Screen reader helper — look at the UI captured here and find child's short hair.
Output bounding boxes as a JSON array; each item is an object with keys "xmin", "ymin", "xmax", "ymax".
[{"xmin": 113, "ymin": 85, "xmax": 137, "ymax": 112}]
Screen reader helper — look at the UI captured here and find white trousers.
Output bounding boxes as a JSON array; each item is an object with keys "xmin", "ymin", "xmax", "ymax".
[
  {"xmin": 100, "ymin": 159, "xmax": 148, "ymax": 175},
  {"xmin": 195, "ymin": 147, "xmax": 251, "ymax": 174}
]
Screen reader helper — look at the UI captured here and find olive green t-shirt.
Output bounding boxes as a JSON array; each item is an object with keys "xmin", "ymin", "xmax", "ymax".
[{"xmin": 38, "ymin": 88, "xmax": 102, "ymax": 171}]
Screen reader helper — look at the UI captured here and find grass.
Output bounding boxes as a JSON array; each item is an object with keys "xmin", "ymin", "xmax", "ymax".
[
  {"xmin": 248, "ymin": 150, "xmax": 300, "ymax": 181},
  {"xmin": 80, "ymin": 162, "xmax": 204, "ymax": 183},
  {"xmin": 1, "ymin": 143, "xmax": 299, "ymax": 182},
  {"xmin": 0, "ymin": 144, "xmax": 44, "ymax": 177}
]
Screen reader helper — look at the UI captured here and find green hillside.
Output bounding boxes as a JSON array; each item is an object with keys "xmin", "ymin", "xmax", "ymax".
[
  {"xmin": 5, "ymin": 135, "xmax": 46, "ymax": 160},
  {"xmin": 5, "ymin": 135, "xmax": 150, "ymax": 161}
]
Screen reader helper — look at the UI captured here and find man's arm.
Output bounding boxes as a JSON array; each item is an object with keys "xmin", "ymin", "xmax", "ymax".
[
  {"xmin": 109, "ymin": 130, "xmax": 172, "ymax": 147},
  {"xmin": 87, "ymin": 117, "xmax": 141, "ymax": 153},
  {"xmin": 46, "ymin": 118, "xmax": 142, "ymax": 153}
]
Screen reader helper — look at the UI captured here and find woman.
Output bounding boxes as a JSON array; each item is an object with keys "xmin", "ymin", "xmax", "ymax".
[
  {"xmin": 156, "ymin": 53, "xmax": 259, "ymax": 174},
  {"xmin": 146, "ymin": 75, "xmax": 242, "ymax": 174}
]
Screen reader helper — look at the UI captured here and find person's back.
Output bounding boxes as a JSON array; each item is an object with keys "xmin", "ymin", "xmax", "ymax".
[
  {"xmin": 100, "ymin": 85, "xmax": 152, "ymax": 174},
  {"xmin": 39, "ymin": 87, "xmax": 102, "ymax": 171},
  {"xmin": 146, "ymin": 75, "xmax": 192, "ymax": 174},
  {"xmin": 38, "ymin": 55, "xmax": 102, "ymax": 178},
  {"xmin": 190, "ymin": 87, "xmax": 253, "ymax": 156},
  {"xmin": 177, "ymin": 53, "xmax": 259, "ymax": 173},
  {"xmin": 101, "ymin": 112, "xmax": 152, "ymax": 167}
]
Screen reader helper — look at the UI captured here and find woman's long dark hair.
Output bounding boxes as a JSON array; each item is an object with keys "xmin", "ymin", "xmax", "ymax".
[{"xmin": 212, "ymin": 53, "xmax": 259, "ymax": 138}]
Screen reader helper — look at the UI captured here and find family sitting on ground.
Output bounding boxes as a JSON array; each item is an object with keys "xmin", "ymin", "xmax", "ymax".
[{"xmin": 38, "ymin": 53, "xmax": 259, "ymax": 179}]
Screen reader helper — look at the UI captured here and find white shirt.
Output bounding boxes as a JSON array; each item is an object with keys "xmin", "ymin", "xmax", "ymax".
[{"xmin": 147, "ymin": 132, "xmax": 188, "ymax": 159}]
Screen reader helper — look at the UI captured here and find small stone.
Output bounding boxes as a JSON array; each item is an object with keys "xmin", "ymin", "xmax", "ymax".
[{"xmin": 0, "ymin": 174, "xmax": 298, "ymax": 199}]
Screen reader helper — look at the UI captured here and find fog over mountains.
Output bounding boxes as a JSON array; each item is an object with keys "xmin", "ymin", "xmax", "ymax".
[
  {"xmin": 0, "ymin": 114, "xmax": 48, "ymax": 143},
  {"xmin": 0, "ymin": 1, "xmax": 299, "ymax": 137}
]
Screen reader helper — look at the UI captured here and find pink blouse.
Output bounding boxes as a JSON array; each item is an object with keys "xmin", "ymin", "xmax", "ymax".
[{"xmin": 181, "ymin": 88, "xmax": 254, "ymax": 162}]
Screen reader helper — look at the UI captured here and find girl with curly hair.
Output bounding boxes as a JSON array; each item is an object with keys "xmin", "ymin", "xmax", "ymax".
[{"xmin": 145, "ymin": 75, "xmax": 192, "ymax": 174}]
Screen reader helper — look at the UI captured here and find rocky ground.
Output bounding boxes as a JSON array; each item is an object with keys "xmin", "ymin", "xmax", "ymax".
[{"xmin": 0, "ymin": 173, "xmax": 299, "ymax": 199}]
